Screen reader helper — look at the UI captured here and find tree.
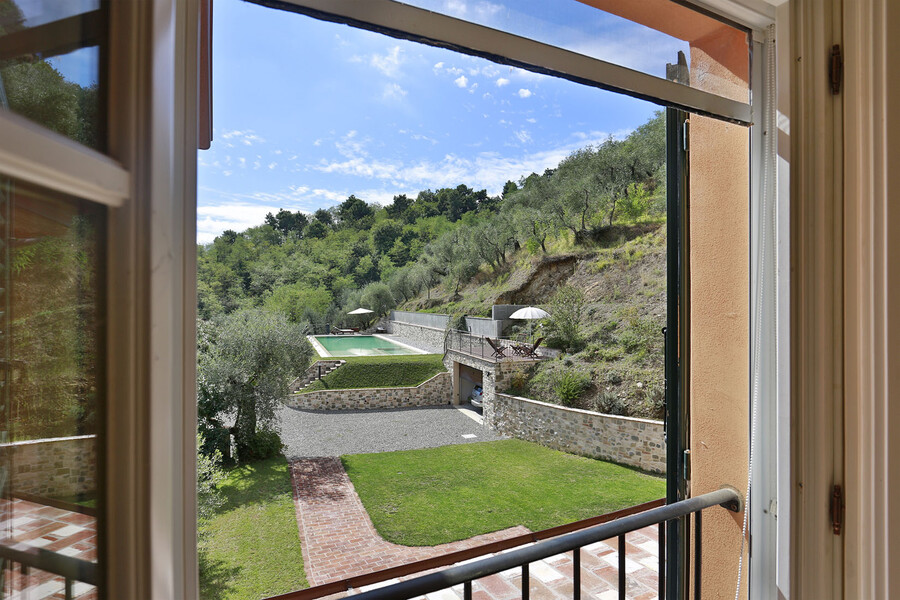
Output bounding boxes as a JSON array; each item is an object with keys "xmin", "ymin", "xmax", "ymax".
[
  {"xmin": 385, "ymin": 194, "xmax": 413, "ymax": 222},
  {"xmin": 544, "ymin": 285, "xmax": 586, "ymax": 351},
  {"xmin": 313, "ymin": 208, "xmax": 333, "ymax": 226},
  {"xmin": 337, "ymin": 195, "xmax": 374, "ymax": 228},
  {"xmin": 371, "ymin": 220, "xmax": 403, "ymax": 254},
  {"xmin": 359, "ymin": 282, "xmax": 395, "ymax": 318},
  {"xmin": 198, "ymin": 310, "xmax": 312, "ymax": 461}
]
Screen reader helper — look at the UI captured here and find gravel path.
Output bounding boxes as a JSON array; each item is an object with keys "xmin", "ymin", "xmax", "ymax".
[{"xmin": 277, "ymin": 404, "xmax": 506, "ymax": 458}]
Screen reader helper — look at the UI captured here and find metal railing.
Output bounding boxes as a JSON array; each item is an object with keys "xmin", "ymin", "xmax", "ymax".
[
  {"xmin": 345, "ymin": 488, "xmax": 741, "ymax": 600},
  {"xmin": 444, "ymin": 329, "xmax": 542, "ymax": 361}
]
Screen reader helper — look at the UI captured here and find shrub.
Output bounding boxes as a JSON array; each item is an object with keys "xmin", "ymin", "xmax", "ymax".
[
  {"xmin": 553, "ymin": 370, "xmax": 591, "ymax": 407},
  {"xmin": 544, "ymin": 285, "xmax": 586, "ymax": 351},
  {"xmin": 236, "ymin": 429, "xmax": 285, "ymax": 462},
  {"xmin": 197, "ymin": 433, "xmax": 226, "ymax": 523},
  {"xmin": 596, "ymin": 389, "xmax": 628, "ymax": 415}
]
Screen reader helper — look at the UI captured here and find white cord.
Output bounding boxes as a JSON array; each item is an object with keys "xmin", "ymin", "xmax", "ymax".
[{"xmin": 735, "ymin": 23, "xmax": 777, "ymax": 600}]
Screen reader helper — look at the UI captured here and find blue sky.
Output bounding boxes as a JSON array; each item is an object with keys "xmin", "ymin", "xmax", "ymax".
[{"xmin": 196, "ymin": 0, "xmax": 687, "ymax": 243}]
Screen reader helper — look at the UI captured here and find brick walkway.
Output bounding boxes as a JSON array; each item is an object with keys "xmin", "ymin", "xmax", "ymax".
[
  {"xmin": 0, "ymin": 497, "xmax": 98, "ymax": 600},
  {"xmin": 290, "ymin": 458, "xmax": 661, "ymax": 600}
]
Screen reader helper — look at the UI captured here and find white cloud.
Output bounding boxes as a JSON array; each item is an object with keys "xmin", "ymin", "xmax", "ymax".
[
  {"xmin": 468, "ymin": 82, "xmax": 479, "ymax": 93},
  {"xmin": 383, "ymin": 82, "xmax": 408, "ymax": 100},
  {"xmin": 370, "ymin": 45, "xmax": 404, "ymax": 78},
  {"xmin": 268, "ymin": 162, "xmax": 277, "ymax": 170},
  {"xmin": 526, "ymin": 117, "xmax": 537, "ymax": 123},
  {"xmin": 239, "ymin": 157, "xmax": 246, "ymax": 168},
  {"xmin": 309, "ymin": 130, "xmax": 620, "ymax": 196},
  {"xmin": 517, "ymin": 88, "xmax": 533, "ymax": 98},
  {"xmin": 454, "ymin": 75, "xmax": 469, "ymax": 88},
  {"xmin": 495, "ymin": 77, "xmax": 510, "ymax": 87},
  {"xmin": 313, "ymin": 139, "xmax": 322, "ymax": 147},
  {"xmin": 433, "ymin": 61, "xmax": 444, "ymax": 69},
  {"xmin": 220, "ymin": 130, "xmax": 265, "ymax": 146}
]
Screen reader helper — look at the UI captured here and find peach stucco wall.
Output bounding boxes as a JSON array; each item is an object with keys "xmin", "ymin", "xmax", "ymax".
[{"xmin": 688, "ymin": 49, "xmax": 750, "ymax": 599}]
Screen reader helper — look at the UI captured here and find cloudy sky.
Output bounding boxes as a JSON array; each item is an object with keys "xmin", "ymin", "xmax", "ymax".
[{"xmin": 196, "ymin": 0, "xmax": 687, "ymax": 243}]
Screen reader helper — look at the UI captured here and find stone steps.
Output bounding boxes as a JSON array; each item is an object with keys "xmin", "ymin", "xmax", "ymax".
[{"xmin": 290, "ymin": 360, "xmax": 346, "ymax": 393}]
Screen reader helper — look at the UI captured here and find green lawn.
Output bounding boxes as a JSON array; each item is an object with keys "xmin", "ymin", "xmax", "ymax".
[
  {"xmin": 199, "ymin": 456, "xmax": 307, "ymax": 600},
  {"xmin": 342, "ymin": 439, "xmax": 665, "ymax": 546},
  {"xmin": 301, "ymin": 354, "xmax": 446, "ymax": 392}
]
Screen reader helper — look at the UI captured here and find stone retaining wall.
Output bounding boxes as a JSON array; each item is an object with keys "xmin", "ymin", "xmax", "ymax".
[
  {"xmin": 284, "ymin": 371, "xmax": 452, "ymax": 410},
  {"xmin": 491, "ymin": 394, "xmax": 665, "ymax": 473},
  {"xmin": 388, "ymin": 321, "xmax": 446, "ymax": 352},
  {"xmin": 1, "ymin": 435, "xmax": 97, "ymax": 497}
]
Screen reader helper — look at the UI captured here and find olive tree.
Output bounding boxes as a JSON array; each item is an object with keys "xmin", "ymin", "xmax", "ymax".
[{"xmin": 198, "ymin": 309, "xmax": 312, "ymax": 461}]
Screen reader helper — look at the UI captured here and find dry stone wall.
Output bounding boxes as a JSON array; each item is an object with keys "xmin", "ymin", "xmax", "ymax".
[
  {"xmin": 284, "ymin": 372, "xmax": 451, "ymax": 411},
  {"xmin": 491, "ymin": 393, "xmax": 665, "ymax": 473},
  {"xmin": 2, "ymin": 435, "xmax": 97, "ymax": 497}
]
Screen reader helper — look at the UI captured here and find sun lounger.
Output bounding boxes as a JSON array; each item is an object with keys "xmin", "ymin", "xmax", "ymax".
[
  {"xmin": 486, "ymin": 337, "xmax": 507, "ymax": 358},
  {"xmin": 523, "ymin": 337, "xmax": 545, "ymax": 358}
]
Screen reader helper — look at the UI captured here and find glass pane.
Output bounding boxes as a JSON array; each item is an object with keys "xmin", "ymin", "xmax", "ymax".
[
  {"xmin": 0, "ymin": 175, "xmax": 104, "ymax": 599},
  {"xmin": 0, "ymin": 1, "xmax": 105, "ymax": 149},
  {"xmin": 396, "ymin": 0, "xmax": 750, "ymax": 103}
]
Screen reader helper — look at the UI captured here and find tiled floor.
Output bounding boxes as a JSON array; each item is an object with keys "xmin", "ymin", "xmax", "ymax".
[
  {"xmin": 0, "ymin": 498, "xmax": 97, "ymax": 600},
  {"xmin": 291, "ymin": 458, "xmax": 662, "ymax": 600}
]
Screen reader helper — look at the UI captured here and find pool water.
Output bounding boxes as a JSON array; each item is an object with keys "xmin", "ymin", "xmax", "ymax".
[{"xmin": 312, "ymin": 335, "xmax": 424, "ymax": 357}]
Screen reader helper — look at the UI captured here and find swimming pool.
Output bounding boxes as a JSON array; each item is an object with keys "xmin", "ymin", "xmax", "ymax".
[{"xmin": 309, "ymin": 335, "xmax": 428, "ymax": 357}]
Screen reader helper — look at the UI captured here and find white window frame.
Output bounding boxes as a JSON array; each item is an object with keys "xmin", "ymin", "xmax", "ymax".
[
  {"xmin": 0, "ymin": 109, "xmax": 129, "ymax": 206},
  {"xmin": 1, "ymin": 1, "xmax": 201, "ymax": 598},
  {"xmin": 250, "ymin": 2, "xmax": 785, "ymax": 600}
]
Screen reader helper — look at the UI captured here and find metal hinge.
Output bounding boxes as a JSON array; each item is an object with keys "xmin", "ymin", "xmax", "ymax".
[
  {"xmin": 683, "ymin": 120, "xmax": 690, "ymax": 152},
  {"xmin": 830, "ymin": 44, "xmax": 843, "ymax": 95},
  {"xmin": 831, "ymin": 485, "xmax": 843, "ymax": 535}
]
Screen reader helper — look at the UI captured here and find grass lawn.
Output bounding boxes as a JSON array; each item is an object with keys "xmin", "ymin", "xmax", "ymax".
[
  {"xmin": 199, "ymin": 456, "xmax": 307, "ymax": 600},
  {"xmin": 342, "ymin": 439, "xmax": 665, "ymax": 546},
  {"xmin": 302, "ymin": 354, "xmax": 446, "ymax": 392}
]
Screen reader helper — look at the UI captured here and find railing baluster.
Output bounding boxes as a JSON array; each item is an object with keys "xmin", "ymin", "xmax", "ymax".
[
  {"xmin": 694, "ymin": 511, "xmax": 702, "ymax": 600},
  {"xmin": 658, "ymin": 520, "xmax": 666, "ymax": 600},
  {"xmin": 65, "ymin": 577, "xmax": 74, "ymax": 600},
  {"xmin": 522, "ymin": 563, "xmax": 530, "ymax": 600},
  {"xmin": 618, "ymin": 534, "xmax": 626, "ymax": 600},
  {"xmin": 463, "ymin": 580, "xmax": 472, "ymax": 600},
  {"xmin": 573, "ymin": 548, "xmax": 581, "ymax": 600}
]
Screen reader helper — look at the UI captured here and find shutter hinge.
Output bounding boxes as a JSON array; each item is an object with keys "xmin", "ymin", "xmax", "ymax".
[
  {"xmin": 830, "ymin": 44, "xmax": 843, "ymax": 95},
  {"xmin": 683, "ymin": 448, "xmax": 691, "ymax": 482},
  {"xmin": 831, "ymin": 485, "xmax": 843, "ymax": 535},
  {"xmin": 682, "ymin": 120, "xmax": 690, "ymax": 152}
]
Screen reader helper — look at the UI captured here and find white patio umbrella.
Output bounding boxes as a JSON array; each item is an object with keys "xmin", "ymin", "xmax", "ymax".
[
  {"xmin": 508, "ymin": 306, "xmax": 550, "ymax": 343},
  {"xmin": 508, "ymin": 306, "xmax": 550, "ymax": 320},
  {"xmin": 347, "ymin": 308, "xmax": 374, "ymax": 315}
]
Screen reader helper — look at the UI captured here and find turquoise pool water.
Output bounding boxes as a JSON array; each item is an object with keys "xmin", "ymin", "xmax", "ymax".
[{"xmin": 312, "ymin": 335, "xmax": 422, "ymax": 357}]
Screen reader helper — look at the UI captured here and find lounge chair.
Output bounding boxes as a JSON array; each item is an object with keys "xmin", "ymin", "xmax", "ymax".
[
  {"xmin": 485, "ymin": 337, "xmax": 507, "ymax": 359},
  {"xmin": 523, "ymin": 337, "xmax": 545, "ymax": 358},
  {"xmin": 331, "ymin": 327, "xmax": 355, "ymax": 335}
]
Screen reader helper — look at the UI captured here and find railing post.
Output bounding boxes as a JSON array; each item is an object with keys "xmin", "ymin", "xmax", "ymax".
[
  {"xmin": 522, "ymin": 563, "xmax": 530, "ymax": 600},
  {"xmin": 618, "ymin": 534, "xmax": 626, "ymax": 600},
  {"xmin": 573, "ymin": 548, "xmax": 581, "ymax": 600}
]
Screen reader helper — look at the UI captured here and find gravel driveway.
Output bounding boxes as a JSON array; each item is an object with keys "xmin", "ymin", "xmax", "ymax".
[{"xmin": 277, "ymin": 404, "xmax": 507, "ymax": 458}]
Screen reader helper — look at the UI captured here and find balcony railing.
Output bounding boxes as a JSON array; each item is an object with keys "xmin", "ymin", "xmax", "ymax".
[
  {"xmin": 328, "ymin": 488, "xmax": 740, "ymax": 600},
  {"xmin": 444, "ymin": 329, "xmax": 544, "ymax": 362}
]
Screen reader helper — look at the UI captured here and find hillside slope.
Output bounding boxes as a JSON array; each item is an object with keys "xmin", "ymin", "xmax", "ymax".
[{"xmin": 405, "ymin": 224, "xmax": 667, "ymax": 419}]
